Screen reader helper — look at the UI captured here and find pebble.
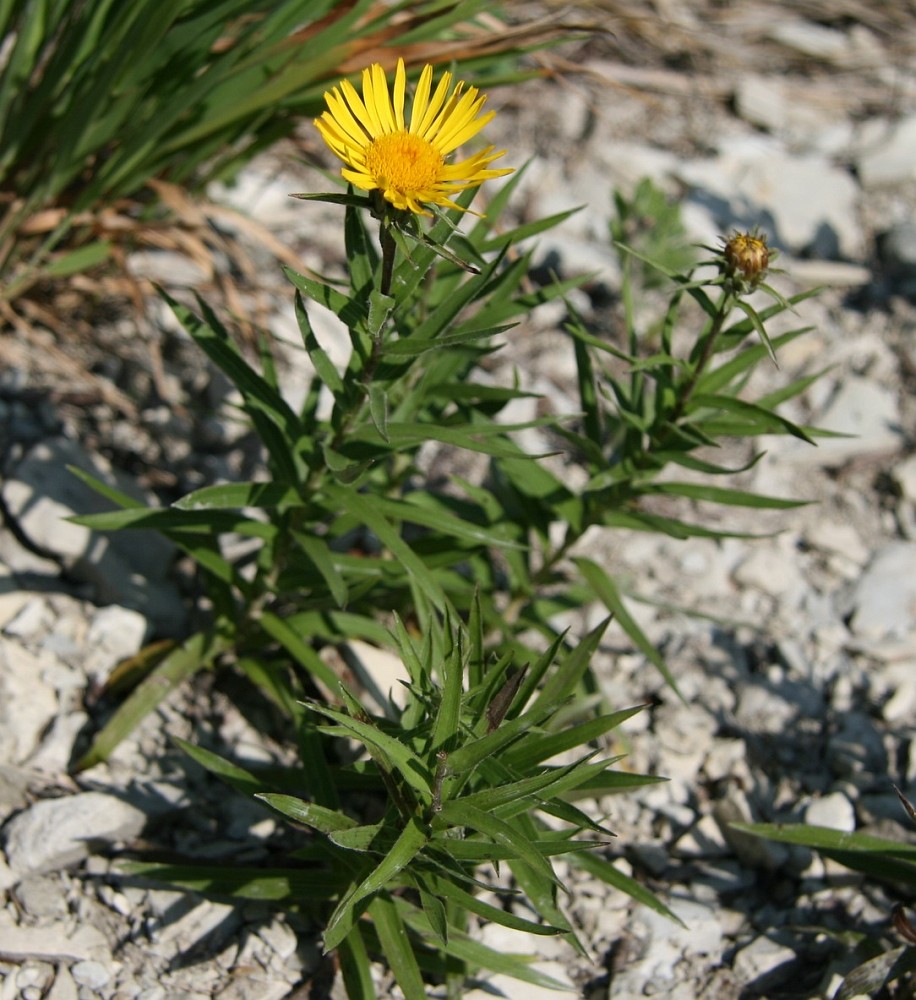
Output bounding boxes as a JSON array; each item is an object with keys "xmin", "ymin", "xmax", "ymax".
[
  {"xmin": 732, "ymin": 934, "xmax": 798, "ymax": 986},
  {"xmin": 856, "ymin": 114, "xmax": 916, "ymax": 187},
  {"xmin": 804, "ymin": 791, "xmax": 856, "ymax": 832},
  {"xmin": 808, "ymin": 376, "xmax": 902, "ymax": 464},
  {"xmin": 2, "ymin": 791, "xmax": 147, "ymax": 875},
  {"xmin": 848, "ymin": 542, "xmax": 916, "ymax": 641},
  {"xmin": 70, "ymin": 961, "xmax": 110, "ymax": 990},
  {"xmin": 0, "ymin": 640, "xmax": 58, "ymax": 764}
]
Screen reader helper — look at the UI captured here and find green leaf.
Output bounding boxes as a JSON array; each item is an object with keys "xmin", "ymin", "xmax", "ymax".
[
  {"xmin": 324, "ymin": 817, "xmax": 429, "ymax": 952},
  {"xmin": 66, "ymin": 464, "xmax": 145, "ymax": 510},
  {"xmin": 639, "ymin": 482, "xmax": 807, "ymax": 509},
  {"xmin": 504, "ymin": 706, "xmax": 645, "ymax": 771},
  {"xmin": 574, "ymin": 558, "xmax": 682, "ymax": 696},
  {"xmin": 834, "ymin": 948, "xmax": 916, "ymax": 1000},
  {"xmin": 437, "ymin": 802, "xmax": 558, "ymax": 888},
  {"xmin": 368, "ymin": 382, "xmax": 389, "ymax": 442},
  {"xmin": 338, "ymin": 927, "xmax": 377, "ymax": 1000},
  {"xmin": 320, "ymin": 483, "xmax": 448, "ymax": 614},
  {"xmin": 422, "ymin": 873, "xmax": 562, "ymax": 937},
  {"xmin": 688, "ymin": 392, "xmax": 815, "ymax": 444},
  {"xmin": 306, "ymin": 701, "xmax": 433, "ymax": 803},
  {"xmin": 74, "ymin": 629, "xmax": 229, "ymax": 770},
  {"xmin": 368, "ymin": 894, "xmax": 427, "ymax": 1000},
  {"xmin": 291, "ymin": 529, "xmax": 349, "ymax": 607},
  {"xmin": 330, "ymin": 821, "xmax": 386, "ymax": 852},
  {"xmin": 295, "ymin": 291, "xmax": 344, "ymax": 395},
  {"xmin": 257, "ymin": 611, "xmax": 343, "ymax": 693},
  {"xmin": 528, "ymin": 616, "xmax": 610, "ymax": 716},
  {"xmin": 173, "ymin": 481, "xmax": 301, "ymax": 511},
  {"xmin": 445, "ymin": 701, "xmax": 556, "ymax": 775},
  {"xmin": 368, "ymin": 289, "xmax": 394, "ymax": 338},
  {"xmin": 732, "ymin": 823, "xmax": 916, "ymax": 886},
  {"xmin": 284, "ymin": 266, "xmax": 368, "ymax": 333},
  {"xmin": 174, "ymin": 738, "xmax": 267, "ymax": 796},
  {"xmin": 119, "ymin": 861, "xmax": 341, "ymax": 904},
  {"xmin": 45, "ymin": 240, "xmax": 112, "ymax": 276},
  {"xmin": 574, "ymin": 851, "xmax": 684, "ymax": 924},
  {"xmin": 256, "ymin": 793, "xmax": 357, "ymax": 835}
]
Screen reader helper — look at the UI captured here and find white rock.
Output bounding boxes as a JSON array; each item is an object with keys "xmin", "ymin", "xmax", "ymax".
[
  {"xmin": 0, "ymin": 640, "xmax": 58, "ymax": 765},
  {"xmin": 732, "ymin": 935, "xmax": 797, "ymax": 985},
  {"xmin": 848, "ymin": 542, "xmax": 916, "ymax": 642},
  {"xmin": 3, "ymin": 791, "xmax": 147, "ymax": 875},
  {"xmin": 881, "ymin": 662, "xmax": 916, "ymax": 723},
  {"xmin": 70, "ymin": 960, "xmax": 110, "ymax": 990},
  {"xmin": 45, "ymin": 966, "xmax": 78, "ymax": 1000},
  {"xmin": 857, "ymin": 115, "xmax": 916, "ymax": 187},
  {"xmin": 768, "ymin": 20, "xmax": 850, "ymax": 61},
  {"xmin": 83, "ymin": 605, "xmax": 150, "ymax": 685},
  {"xmin": 3, "ymin": 597, "xmax": 53, "ymax": 640},
  {"xmin": 809, "ymin": 377, "xmax": 901, "ymax": 465},
  {"xmin": 804, "ymin": 791, "xmax": 856, "ymax": 832},
  {"xmin": 0, "ymin": 912, "xmax": 110, "ymax": 962},
  {"xmin": 732, "ymin": 542, "xmax": 807, "ymax": 601}
]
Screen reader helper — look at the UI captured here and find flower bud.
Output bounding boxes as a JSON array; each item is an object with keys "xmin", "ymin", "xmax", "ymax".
[{"xmin": 720, "ymin": 231, "xmax": 771, "ymax": 293}]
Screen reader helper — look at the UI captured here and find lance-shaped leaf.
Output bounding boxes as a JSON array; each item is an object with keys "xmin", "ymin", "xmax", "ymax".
[{"xmin": 324, "ymin": 816, "xmax": 429, "ymax": 952}]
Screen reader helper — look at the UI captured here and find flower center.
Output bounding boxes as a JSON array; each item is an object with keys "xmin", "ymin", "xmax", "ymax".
[{"xmin": 366, "ymin": 132, "xmax": 443, "ymax": 192}]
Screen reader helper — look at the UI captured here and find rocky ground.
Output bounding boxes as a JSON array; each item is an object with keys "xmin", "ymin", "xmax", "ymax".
[{"xmin": 1, "ymin": 2, "xmax": 916, "ymax": 998}]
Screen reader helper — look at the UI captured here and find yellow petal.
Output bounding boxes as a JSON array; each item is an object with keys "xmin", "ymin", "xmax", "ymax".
[{"xmin": 393, "ymin": 58, "xmax": 406, "ymax": 131}]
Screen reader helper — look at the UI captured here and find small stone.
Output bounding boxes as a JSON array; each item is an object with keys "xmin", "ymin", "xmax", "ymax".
[
  {"xmin": 804, "ymin": 791, "xmax": 856, "ymax": 832},
  {"xmin": 810, "ymin": 377, "xmax": 902, "ymax": 465},
  {"xmin": 127, "ymin": 250, "xmax": 210, "ymax": 287},
  {"xmin": 70, "ymin": 961, "xmax": 110, "ymax": 990},
  {"xmin": 83, "ymin": 605, "xmax": 150, "ymax": 685},
  {"xmin": 848, "ymin": 542, "xmax": 916, "ymax": 642},
  {"xmin": 732, "ymin": 544, "xmax": 807, "ymax": 601},
  {"xmin": 46, "ymin": 966, "xmax": 78, "ymax": 1000},
  {"xmin": 13, "ymin": 875, "xmax": 70, "ymax": 919},
  {"xmin": 257, "ymin": 918, "xmax": 298, "ymax": 962},
  {"xmin": 0, "ymin": 640, "xmax": 59, "ymax": 765},
  {"xmin": 3, "ymin": 791, "xmax": 147, "ymax": 875},
  {"xmin": 732, "ymin": 935, "xmax": 797, "ymax": 986},
  {"xmin": 857, "ymin": 114, "xmax": 916, "ymax": 187}
]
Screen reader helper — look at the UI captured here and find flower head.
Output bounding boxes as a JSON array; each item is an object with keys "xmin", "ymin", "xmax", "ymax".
[
  {"xmin": 719, "ymin": 230, "xmax": 773, "ymax": 293},
  {"xmin": 315, "ymin": 59, "xmax": 512, "ymax": 216}
]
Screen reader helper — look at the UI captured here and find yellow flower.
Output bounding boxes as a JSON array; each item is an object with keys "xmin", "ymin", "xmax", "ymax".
[{"xmin": 314, "ymin": 58, "xmax": 512, "ymax": 216}]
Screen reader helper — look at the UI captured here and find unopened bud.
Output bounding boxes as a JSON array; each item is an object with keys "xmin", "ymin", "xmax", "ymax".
[{"xmin": 720, "ymin": 231, "xmax": 771, "ymax": 293}]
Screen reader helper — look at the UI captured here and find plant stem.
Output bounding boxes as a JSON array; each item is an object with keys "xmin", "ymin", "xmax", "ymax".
[
  {"xmin": 380, "ymin": 219, "xmax": 396, "ymax": 296},
  {"xmin": 669, "ymin": 288, "xmax": 732, "ymax": 425}
]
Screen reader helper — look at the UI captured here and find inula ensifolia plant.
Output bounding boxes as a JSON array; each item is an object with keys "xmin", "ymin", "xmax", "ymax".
[{"xmin": 73, "ymin": 58, "xmax": 825, "ymax": 999}]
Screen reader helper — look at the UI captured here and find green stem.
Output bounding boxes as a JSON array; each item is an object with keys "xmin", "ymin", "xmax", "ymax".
[
  {"xmin": 669, "ymin": 288, "xmax": 732, "ymax": 425},
  {"xmin": 380, "ymin": 218, "xmax": 397, "ymax": 296}
]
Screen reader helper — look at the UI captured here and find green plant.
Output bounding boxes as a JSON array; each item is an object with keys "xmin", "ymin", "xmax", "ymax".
[
  {"xmin": 735, "ymin": 787, "xmax": 916, "ymax": 999},
  {"xmin": 69, "ymin": 57, "xmax": 828, "ymax": 997}
]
